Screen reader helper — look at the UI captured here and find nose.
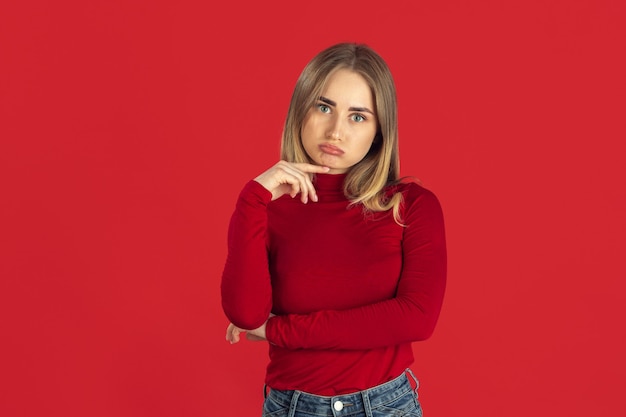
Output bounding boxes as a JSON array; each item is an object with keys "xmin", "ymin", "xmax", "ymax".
[{"xmin": 325, "ymin": 115, "xmax": 344, "ymax": 141}]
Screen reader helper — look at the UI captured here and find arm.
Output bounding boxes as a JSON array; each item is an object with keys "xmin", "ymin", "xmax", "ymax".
[
  {"xmin": 265, "ymin": 186, "xmax": 447, "ymax": 350},
  {"xmin": 220, "ymin": 180, "xmax": 274, "ymax": 330},
  {"xmin": 221, "ymin": 162, "xmax": 331, "ymax": 330}
]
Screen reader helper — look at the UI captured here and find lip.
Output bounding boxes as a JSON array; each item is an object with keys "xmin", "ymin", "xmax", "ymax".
[{"xmin": 319, "ymin": 143, "xmax": 344, "ymax": 155}]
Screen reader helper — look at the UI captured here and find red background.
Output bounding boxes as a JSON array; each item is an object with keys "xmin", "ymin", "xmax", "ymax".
[{"xmin": 1, "ymin": 1, "xmax": 625, "ymax": 416}]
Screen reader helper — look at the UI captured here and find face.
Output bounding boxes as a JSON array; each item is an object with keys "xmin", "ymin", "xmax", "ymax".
[{"xmin": 301, "ymin": 69, "xmax": 378, "ymax": 174}]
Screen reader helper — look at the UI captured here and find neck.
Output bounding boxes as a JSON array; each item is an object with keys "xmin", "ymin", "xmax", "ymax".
[{"xmin": 313, "ymin": 173, "xmax": 347, "ymax": 200}]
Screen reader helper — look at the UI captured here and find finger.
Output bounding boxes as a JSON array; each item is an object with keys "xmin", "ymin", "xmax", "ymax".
[
  {"xmin": 230, "ymin": 328, "xmax": 241, "ymax": 344},
  {"xmin": 225, "ymin": 323, "xmax": 235, "ymax": 341},
  {"xmin": 290, "ymin": 164, "xmax": 330, "ymax": 203},
  {"xmin": 226, "ymin": 323, "xmax": 243, "ymax": 344},
  {"xmin": 274, "ymin": 163, "xmax": 312, "ymax": 203},
  {"xmin": 279, "ymin": 163, "xmax": 322, "ymax": 204},
  {"xmin": 291, "ymin": 163, "xmax": 331, "ymax": 174},
  {"xmin": 256, "ymin": 161, "xmax": 330, "ymax": 202},
  {"xmin": 272, "ymin": 162, "xmax": 305, "ymax": 200}
]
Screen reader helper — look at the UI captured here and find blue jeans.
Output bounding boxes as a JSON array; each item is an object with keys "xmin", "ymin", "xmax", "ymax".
[{"xmin": 262, "ymin": 369, "xmax": 423, "ymax": 417}]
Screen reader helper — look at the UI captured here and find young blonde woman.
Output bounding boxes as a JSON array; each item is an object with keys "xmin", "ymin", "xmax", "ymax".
[{"xmin": 221, "ymin": 42, "xmax": 446, "ymax": 417}]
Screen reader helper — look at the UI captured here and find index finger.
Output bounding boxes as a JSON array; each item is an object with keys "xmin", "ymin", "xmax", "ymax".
[{"xmin": 291, "ymin": 163, "xmax": 331, "ymax": 174}]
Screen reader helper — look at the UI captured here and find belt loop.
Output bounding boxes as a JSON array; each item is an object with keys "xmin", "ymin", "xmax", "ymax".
[
  {"xmin": 287, "ymin": 390, "xmax": 301, "ymax": 417},
  {"xmin": 263, "ymin": 384, "xmax": 269, "ymax": 399},
  {"xmin": 405, "ymin": 368, "xmax": 420, "ymax": 394},
  {"xmin": 361, "ymin": 388, "xmax": 373, "ymax": 417}
]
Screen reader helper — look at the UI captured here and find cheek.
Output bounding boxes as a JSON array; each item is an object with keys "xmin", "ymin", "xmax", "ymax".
[
  {"xmin": 301, "ymin": 116, "xmax": 323, "ymax": 144},
  {"xmin": 358, "ymin": 141, "xmax": 375, "ymax": 158},
  {"xmin": 300, "ymin": 124, "xmax": 314, "ymax": 149},
  {"xmin": 355, "ymin": 130, "xmax": 377, "ymax": 153},
  {"xmin": 300, "ymin": 120, "xmax": 319, "ymax": 158}
]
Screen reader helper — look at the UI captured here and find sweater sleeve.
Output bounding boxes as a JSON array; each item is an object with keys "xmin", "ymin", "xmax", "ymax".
[
  {"xmin": 220, "ymin": 180, "xmax": 274, "ymax": 330},
  {"xmin": 265, "ymin": 186, "xmax": 447, "ymax": 350}
]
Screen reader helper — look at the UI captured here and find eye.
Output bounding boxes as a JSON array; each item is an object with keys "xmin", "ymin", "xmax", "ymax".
[
  {"xmin": 317, "ymin": 104, "xmax": 331, "ymax": 113},
  {"xmin": 351, "ymin": 113, "xmax": 366, "ymax": 123}
]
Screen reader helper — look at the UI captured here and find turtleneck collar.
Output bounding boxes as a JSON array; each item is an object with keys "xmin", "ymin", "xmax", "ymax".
[{"xmin": 313, "ymin": 173, "xmax": 348, "ymax": 201}]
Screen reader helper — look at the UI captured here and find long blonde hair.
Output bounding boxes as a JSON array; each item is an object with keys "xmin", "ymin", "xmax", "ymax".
[{"xmin": 281, "ymin": 43, "xmax": 404, "ymax": 224}]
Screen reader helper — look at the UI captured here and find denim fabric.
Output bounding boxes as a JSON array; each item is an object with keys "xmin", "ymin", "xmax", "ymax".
[{"xmin": 262, "ymin": 369, "xmax": 422, "ymax": 417}]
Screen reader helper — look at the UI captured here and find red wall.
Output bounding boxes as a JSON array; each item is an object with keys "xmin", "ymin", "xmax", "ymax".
[{"xmin": 2, "ymin": 1, "xmax": 625, "ymax": 416}]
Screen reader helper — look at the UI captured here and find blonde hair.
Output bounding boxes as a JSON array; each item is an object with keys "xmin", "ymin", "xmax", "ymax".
[{"xmin": 281, "ymin": 42, "xmax": 404, "ymax": 224}]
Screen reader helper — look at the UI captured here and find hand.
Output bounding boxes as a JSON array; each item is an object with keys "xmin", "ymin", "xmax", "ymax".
[
  {"xmin": 225, "ymin": 314, "xmax": 275, "ymax": 344},
  {"xmin": 254, "ymin": 161, "xmax": 330, "ymax": 204},
  {"xmin": 225, "ymin": 322, "xmax": 245, "ymax": 344}
]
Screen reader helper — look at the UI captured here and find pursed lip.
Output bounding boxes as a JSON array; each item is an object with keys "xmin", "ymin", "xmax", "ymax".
[{"xmin": 319, "ymin": 143, "xmax": 344, "ymax": 155}]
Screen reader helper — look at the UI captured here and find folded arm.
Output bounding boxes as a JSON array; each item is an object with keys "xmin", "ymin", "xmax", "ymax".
[{"xmin": 265, "ymin": 187, "xmax": 447, "ymax": 350}]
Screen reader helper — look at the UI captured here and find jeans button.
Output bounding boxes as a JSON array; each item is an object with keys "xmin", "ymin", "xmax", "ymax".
[{"xmin": 333, "ymin": 400, "xmax": 344, "ymax": 411}]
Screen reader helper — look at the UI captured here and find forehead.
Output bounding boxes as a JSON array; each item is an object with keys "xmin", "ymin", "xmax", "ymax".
[{"xmin": 321, "ymin": 69, "xmax": 374, "ymax": 107}]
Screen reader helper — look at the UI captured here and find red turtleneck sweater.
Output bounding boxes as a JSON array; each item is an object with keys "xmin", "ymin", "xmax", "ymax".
[{"xmin": 221, "ymin": 173, "xmax": 446, "ymax": 395}]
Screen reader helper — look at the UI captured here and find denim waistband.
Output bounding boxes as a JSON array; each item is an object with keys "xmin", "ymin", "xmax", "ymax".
[{"xmin": 265, "ymin": 368, "xmax": 419, "ymax": 416}]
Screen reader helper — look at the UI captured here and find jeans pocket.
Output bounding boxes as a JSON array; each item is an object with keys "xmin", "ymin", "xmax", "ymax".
[
  {"xmin": 262, "ymin": 395, "xmax": 290, "ymax": 417},
  {"xmin": 371, "ymin": 390, "xmax": 423, "ymax": 417}
]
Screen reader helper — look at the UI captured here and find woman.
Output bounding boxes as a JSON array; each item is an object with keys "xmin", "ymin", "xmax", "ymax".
[{"xmin": 221, "ymin": 42, "xmax": 446, "ymax": 417}]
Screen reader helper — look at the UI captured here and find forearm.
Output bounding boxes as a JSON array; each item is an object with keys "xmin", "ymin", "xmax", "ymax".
[{"xmin": 266, "ymin": 260, "xmax": 446, "ymax": 350}]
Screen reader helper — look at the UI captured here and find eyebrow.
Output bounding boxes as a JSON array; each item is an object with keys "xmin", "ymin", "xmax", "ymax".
[{"xmin": 319, "ymin": 96, "xmax": 375, "ymax": 115}]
